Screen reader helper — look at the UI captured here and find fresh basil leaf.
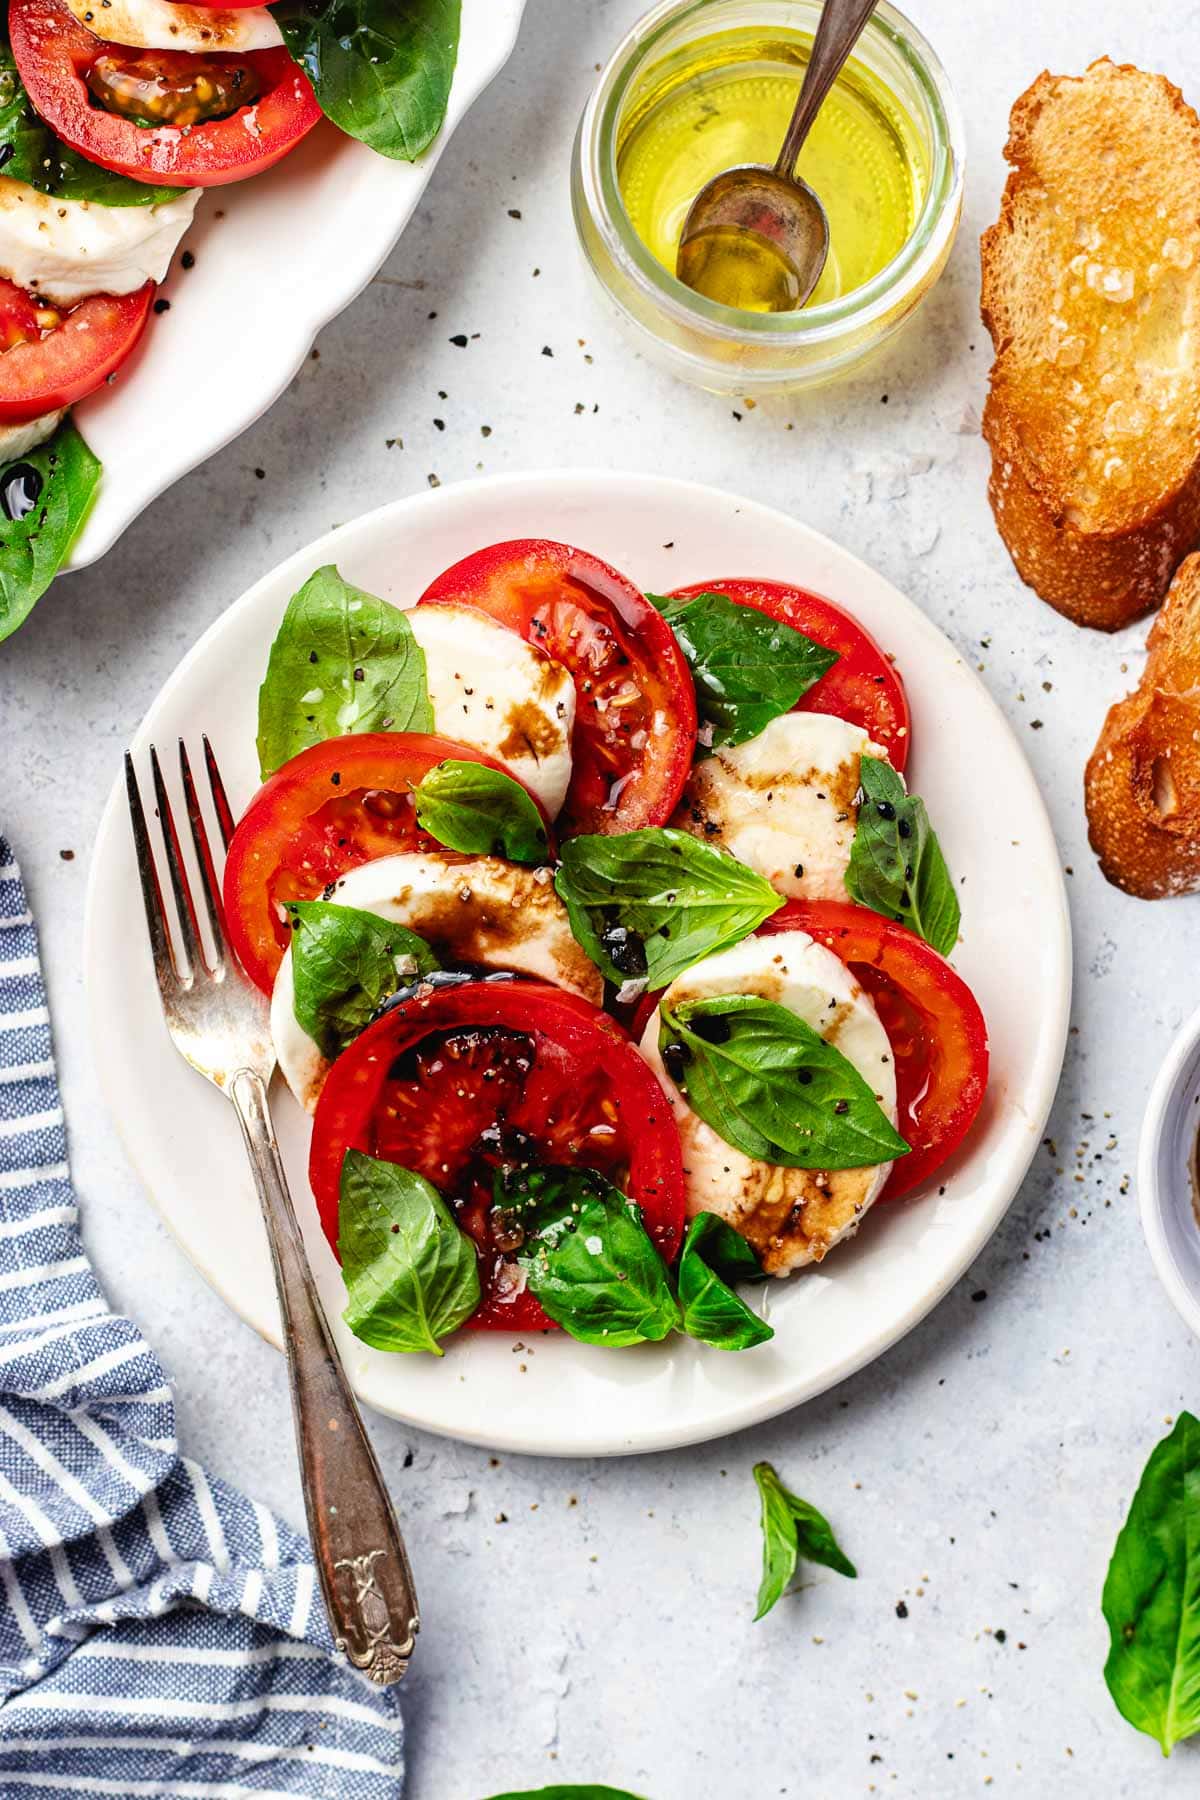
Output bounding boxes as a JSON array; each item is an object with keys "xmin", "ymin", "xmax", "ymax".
[
  {"xmin": 504, "ymin": 1166, "xmax": 680, "ymax": 1348},
  {"xmin": 754, "ymin": 1461, "xmax": 856, "ymax": 1620},
  {"xmin": 555, "ymin": 828, "xmax": 783, "ymax": 994},
  {"xmin": 1102, "ymin": 1412, "xmax": 1200, "ymax": 1754},
  {"xmin": 289, "ymin": 901, "xmax": 438, "ymax": 1060},
  {"xmin": 676, "ymin": 1213, "xmax": 773, "ymax": 1351},
  {"xmin": 0, "ymin": 421, "xmax": 101, "ymax": 645},
  {"xmin": 338, "ymin": 1150, "xmax": 479, "ymax": 1354},
  {"xmin": 0, "ymin": 36, "xmax": 182, "ymax": 205},
  {"xmin": 483, "ymin": 1789, "xmax": 649, "ymax": 1800},
  {"xmin": 648, "ymin": 589, "xmax": 837, "ymax": 749},
  {"xmin": 414, "ymin": 759, "xmax": 548, "ymax": 865},
  {"xmin": 659, "ymin": 993, "xmax": 909, "ymax": 1170},
  {"xmin": 845, "ymin": 756, "xmax": 960, "ymax": 957},
  {"xmin": 276, "ymin": 0, "xmax": 461, "ymax": 162},
  {"xmin": 256, "ymin": 565, "xmax": 432, "ymax": 777}
]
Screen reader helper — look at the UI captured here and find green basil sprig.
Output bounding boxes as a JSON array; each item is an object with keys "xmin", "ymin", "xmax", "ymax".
[
  {"xmin": 276, "ymin": 0, "xmax": 461, "ymax": 162},
  {"xmin": 483, "ymin": 1788, "xmax": 649, "ymax": 1800},
  {"xmin": 256, "ymin": 565, "xmax": 432, "ymax": 777},
  {"xmin": 658, "ymin": 993, "xmax": 909, "ymax": 1170},
  {"xmin": 1103, "ymin": 1412, "xmax": 1200, "ymax": 1753},
  {"xmin": 555, "ymin": 828, "xmax": 782, "ymax": 994},
  {"xmin": 845, "ymin": 756, "xmax": 960, "ymax": 956},
  {"xmin": 289, "ymin": 901, "xmax": 438, "ymax": 1059},
  {"xmin": 676, "ymin": 1213, "xmax": 772, "ymax": 1351},
  {"xmin": 649, "ymin": 589, "xmax": 837, "ymax": 749},
  {"xmin": 414, "ymin": 759, "xmax": 548, "ymax": 864},
  {"xmin": 0, "ymin": 422, "xmax": 101, "ymax": 646},
  {"xmin": 754, "ymin": 1461, "xmax": 857, "ymax": 1620},
  {"xmin": 338, "ymin": 1150, "xmax": 479, "ymax": 1355}
]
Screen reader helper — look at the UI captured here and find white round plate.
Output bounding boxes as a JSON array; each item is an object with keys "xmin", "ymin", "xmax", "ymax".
[
  {"xmin": 85, "ymin": 472, "xmax": 1071, "ymax": 1457},
  {"xmin": 65, "ymin": 0, "xmax": 526, "ymax": 570}
]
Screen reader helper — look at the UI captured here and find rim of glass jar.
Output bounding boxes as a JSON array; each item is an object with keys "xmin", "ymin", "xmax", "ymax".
[{"xmin": 581, "ymin": 0, "xmax": 966, "ymax": 346}]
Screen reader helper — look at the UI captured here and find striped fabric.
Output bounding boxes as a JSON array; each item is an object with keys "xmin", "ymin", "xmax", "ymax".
[{"xmin": 0, "ymin": 838, "xmax": 405, "ymax": 1797}]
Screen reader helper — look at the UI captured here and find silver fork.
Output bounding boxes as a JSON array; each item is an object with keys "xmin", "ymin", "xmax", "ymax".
[{"xmin": 126, "ymin": 737, "xmax": 419, "ymax": 1686}]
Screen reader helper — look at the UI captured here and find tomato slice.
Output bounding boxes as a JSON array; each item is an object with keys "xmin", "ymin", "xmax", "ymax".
[
  {"xmin": 667, "ymin": 578, "xmax": 910, "ymax": 770},
  {"xmin": 310, "ymin": 976, "xmax": 686, "ymax": 1333},
  {"xmin": 761, "ymin": 900, "xmax": 987, "ymax": 1197},
  {"xmin": 223, "ymin": 733, "xmax": 551, "ymax": 996},
  {"xmin": 419, "ymin": 540, "xmax": 697, "ymax": 836},
  {"xmin": 10, "ymin": 0, "xmax": 321, "ymax": 187},
  {"xmin": 0, "ymin": 278, "xmax": 152, "ymax": 422}
]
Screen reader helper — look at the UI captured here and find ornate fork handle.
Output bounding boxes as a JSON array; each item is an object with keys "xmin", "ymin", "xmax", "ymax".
[{"xmin": 229, "ymin": 1069, "xmax": 419, "ymax": 1685}]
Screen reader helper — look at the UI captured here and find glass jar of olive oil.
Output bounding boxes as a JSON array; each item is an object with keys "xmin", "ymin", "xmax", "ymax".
[{"xmin": 571, "ymin": 0, "xmax": 964, "ymax": 394}]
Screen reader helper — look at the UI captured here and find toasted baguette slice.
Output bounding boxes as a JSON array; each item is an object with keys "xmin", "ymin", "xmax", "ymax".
[
  {"xmin": 981, "ymin": 59, "xmax": 1200, "ymax": 632},
  {"xmin": 1086, "ymin": 552, "xmax": 1200, "ymax": 896}
]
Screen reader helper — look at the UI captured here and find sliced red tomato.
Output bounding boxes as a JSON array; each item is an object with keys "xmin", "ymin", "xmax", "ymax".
[
  {"xmin": 419, "ymin": 540, "xmax": 697, "ymax": 836},
  {"xmin": 310, "ymin": 977, "xmax": 686, "ymax": 1333},
  {"xmin": 0, "ymin": 278, "xmax": 152, "ymax": 422},
  {"xmin": 9, "ymin": 0, "xmax": 321, "ymax": 187},
  {"xmin": 761, "ymin": 900, "xmax": 987, "ymax": 1197},
  {"xmin": 223, "ymin": 733, "xmax": 552, "ymax": 996},
  {"xmin": 667, "ymin": 578, "xmax": 910, "ymax": 770}
]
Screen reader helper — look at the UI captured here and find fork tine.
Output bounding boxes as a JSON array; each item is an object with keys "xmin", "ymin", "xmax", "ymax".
[
  {"xmin": 203, "ymin": 735, "xmax": 236, "ymax": 852},
  {"xmin": 125, "ymin": 752, "xmax": 182, "ymax": 1002},
  {"xmin": 179, "ymin": 739, "xmax": 227, "ymax": 974},
  {"xmin": 149, "ymin": 743, "xmax": 203, "ymax": 981}
]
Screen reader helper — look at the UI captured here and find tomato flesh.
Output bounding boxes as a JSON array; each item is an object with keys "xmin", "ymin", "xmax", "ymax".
[
  {"xmin": 222, "ymin": 733, "xmax": 551, "ymax": 996},
  {"xmin": 88, "ymin": 49, "xmax": 263, "ymax": 129},
  {"xmin": 9, "ymin": 0, "xmax": 321, "ymax": 187},
  {"xmin": 667, "ymin": 578, "xmax": 911, "ymax": 770},
  {"xmin": 419, "ymin": 540, "xmax": 697, "ymax": 836},
  {"xmin": 310, "ymin": 978, "xmax": 686, "ymax": 1333},
  {"xmin": 0, "ymin": 277, "xmax": 152, "ymax": 422},
  {"xmin": 762, "ymin": 900, "xmax": 987, "ymax": 1197}
]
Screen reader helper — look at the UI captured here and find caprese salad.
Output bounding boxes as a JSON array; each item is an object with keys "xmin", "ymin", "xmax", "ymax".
[
  {"xmin": 0, "ymin": 0, "xmax": 461, "ymax": 642},
  {"xmin": 222, "ymin": 541, "xmax": 989, "ymax": 1357}
]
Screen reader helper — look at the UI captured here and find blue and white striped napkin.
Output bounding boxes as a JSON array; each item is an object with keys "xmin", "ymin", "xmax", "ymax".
[{"xmin": 0, "ymin": 836, "xmax": 405, "ymax": 1797}]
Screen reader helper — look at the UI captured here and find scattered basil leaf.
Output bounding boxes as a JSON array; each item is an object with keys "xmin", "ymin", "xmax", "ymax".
[
  {"xmin": 256, "ymin": 565, "xmax": 432, "ymax": 777},
  {"xmin": 289, "ymin": 901, "xmax": 438, "ymax": 1059},
  {"xmin": 1102, "ymin": 1411, "xmax": 1200, "ymax": 1754},
  {"xmin": 845, "ymin": 756, "xmax": 960, "ymax": 957},
  {"xmin": 676, "ymin": 1213, "xmax": 773, "ymax": 1351},
  {"xmin": 659, "ymin": 993, "xmax": 909, "ymax": 1170},
  {"xmin": 0, "ymin": 421, "xmax": 101, "ymax": 646},
  {"xmin": 754, "ymin": 1461, "xmax": 856, "ymax": 1620},
  {"xmin": 338, "ymin": 1150, "xmax": 479, "ymax": 1355},
  {"xmin": 555, "ymin": 828, "xmax": 783, "ymax": 993},
  {"xmin": 483, "ymin": 1789, "xmax": 649, "ymax": 1800},
  {"xmin": 276, "ymin": 0, "xmax": 461, "ymax": 162},
  {"xmin": 414, "ymin": 759, "xmax": 548, "ymax": 864},
  {"xmin": 505, "ymin": 1166, "xmax": 680, "ymax": 1348},
  {"xmin": 648, "ymin": 589, "xmax": 838, "ymax": 749},
  {"xmin": 0, "ymin": 35, "xmax": 182, "ymax": 205}
]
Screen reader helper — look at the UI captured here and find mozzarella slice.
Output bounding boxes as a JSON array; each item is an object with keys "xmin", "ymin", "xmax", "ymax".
[
  {"xmin": 272, "ymin": 851, "xmax": 604, "ymax": 1113},
  {"xmin": 65, "ymin": 0, "xmax": 283, "ymax": 52},
  {"xmin": 674, "ymin": 712, "xmax": 892, "ymax": 901},
  {"xmin": 0, "ymin": 411, "xmax": 63, "ymax": 460},
  {"xmin": 409, "ymin": 603, "xmax": 575, "ymax": 818},
  {"xmin": 0, "ymin": 177, "xmax": 199, "ymax": 306},
  {"xmin": 639, "ymin": 930, "xmax": 898, "ymax": 1273}
]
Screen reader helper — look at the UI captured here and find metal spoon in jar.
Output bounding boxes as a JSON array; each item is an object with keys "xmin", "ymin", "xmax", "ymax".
[{"xmin": 676, "ymin": 0, "xmax": 879, "ymax": 312}]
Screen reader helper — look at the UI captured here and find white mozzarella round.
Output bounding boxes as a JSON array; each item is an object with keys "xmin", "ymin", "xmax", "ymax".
[
  {"xmin": 674, "ymin": 712, "xmax": 893, "ymax": 901},
  {"xmin": 409, "ymin": 603, "xmax": 575, "ymax": 818},
  {"xmin": 639, "ymin": 930, "xmax": 898, "ymax": 1274},
  {"xmin": 65, "ymin": 0, "xmax": 283, "ymax": 51},
  {"xmin": 0, "ymin": 410, "xmax": 64, "ymax": 459},
  {"xmin": 0, "ymin": 177, "xmax": 200, "ymax": 306},
  {"xmin": 272, "ymin": 851, "xmax": 604, "ymax": 1113}
]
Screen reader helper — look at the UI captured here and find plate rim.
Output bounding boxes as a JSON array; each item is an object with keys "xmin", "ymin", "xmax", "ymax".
[{"xmin": 84, "ymin": 468, "xmax": 1073, "ymax": 1456}]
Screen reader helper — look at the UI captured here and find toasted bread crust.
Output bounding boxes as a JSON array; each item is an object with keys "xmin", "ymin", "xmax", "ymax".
[
  {"xmin": 981, "ymin": 61, "xmax": 1200, "ymax": 632},
  {"xmin": 1085, "ymin": 553, "xmax": 1200, "ymax": 895}
]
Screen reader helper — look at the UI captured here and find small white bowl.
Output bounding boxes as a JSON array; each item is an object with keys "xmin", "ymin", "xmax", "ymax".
[{"xmin": 1139, "ymin": 1005, "xmax": 1200, "ymax": 1336}]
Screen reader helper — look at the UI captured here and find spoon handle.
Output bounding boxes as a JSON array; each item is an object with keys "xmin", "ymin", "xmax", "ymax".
[{"xmin": 774, "ymin": 0, "xmax": 878, "ymax": 178}]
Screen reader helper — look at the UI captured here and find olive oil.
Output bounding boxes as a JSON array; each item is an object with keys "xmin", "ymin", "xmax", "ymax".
[{"xmin": 617, "ymin": 32, "xmax": 927, "ymax": 312}]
